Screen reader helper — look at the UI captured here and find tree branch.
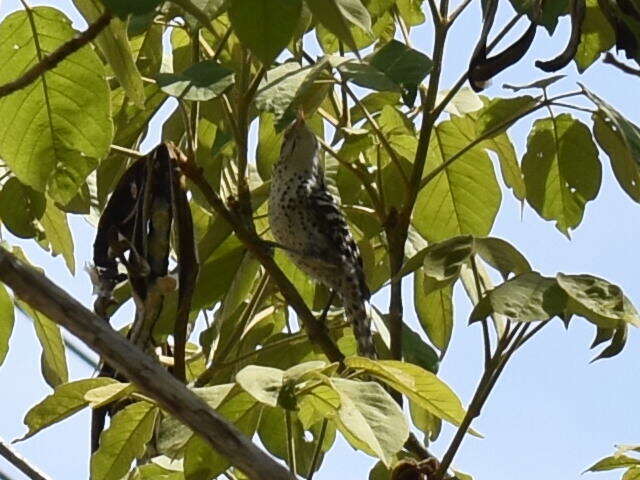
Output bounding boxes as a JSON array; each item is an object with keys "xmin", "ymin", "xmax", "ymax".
[
  {"xmin": 0, "ymin": 10, "xmax": 112, "ymax": 99},
  {"xmin": 603, "ymin": 52, "xmax": 640, "ymax": 77},
  {"xmin": 0, "ymin": 247, "xmax": 293, "ymax": 480},
  {"xmin": 179, "ymin": 156, "xmax": 345, "ymax": 364},
  {"xmin": 0, "ymin": 437, "xmax": 51, "ymax": 480}
]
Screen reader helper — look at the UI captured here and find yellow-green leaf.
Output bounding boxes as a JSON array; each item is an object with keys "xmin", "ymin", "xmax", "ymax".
[
  {"xmin": 91, "ymin": 402, "xmax": 158, "ymax": 480},
  {"xmin": 19, "ymin": 378, "xmax": 117, "ymax": 441},
  {"xmin": 0, "ymin": 283, "xmax": 15, "ymax": 366},
  {"xmin": 345, "ymin": 358, "xmax": 469, "ymax": 429}
]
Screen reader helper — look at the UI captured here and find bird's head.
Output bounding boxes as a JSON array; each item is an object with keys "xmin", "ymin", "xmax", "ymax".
[{"xmin": 279, "ymin": 111, "xmax": 319, "ymax": 166}]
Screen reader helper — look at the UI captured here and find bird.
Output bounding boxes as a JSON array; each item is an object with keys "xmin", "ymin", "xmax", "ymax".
[{"xmin": 268, "ymin": 113, "xmax": 376, "ymax": 358}]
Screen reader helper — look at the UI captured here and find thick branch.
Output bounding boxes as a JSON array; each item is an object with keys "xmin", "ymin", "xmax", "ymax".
[
  {"xmin": 0, "ymin": 437, "xmax": 51, "ymax": 480},
  {"xmin": 0, "ymin": 247, "xmax": 293, "ymax": 480},
  {"xmin": 0, "ymin": 11, "xmax": 112, "ymax": 99}
]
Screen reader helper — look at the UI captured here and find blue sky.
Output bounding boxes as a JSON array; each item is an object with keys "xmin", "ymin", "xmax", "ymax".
[{"xmin": 1, "ymin": 1, "xmax": 639, "ymax": 479}]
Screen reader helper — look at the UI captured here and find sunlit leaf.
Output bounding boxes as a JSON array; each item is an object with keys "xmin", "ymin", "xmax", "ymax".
[
  {"xmin": 470, "ymin": 272, "xmax": 567, "ymax": 324},
  {"xmin": 306, "ymin": 0, "xmax": 372, "ymax": 51},
  {"xmin": 157, "ymin": 60, "xmax": 234, "ymax": 101},
  {"xmin": 575, "ymin": 0, "xmax": 616, "ymax": 71},
  {"xmin": 330, "ymin": 377, "xmax": 408, "ymax": 466},
  {"xmin": 18, "ymin": 378, "xmax": 117, "ymax": 441},
  {"xmin": 73, "ymin": 0, "xmax": 145, "ymax": 107},
  {"xmin": 522, "ymin": 114, "xmax": 601, "ymax": 235},
  {"xmin": 0, "ymin": 283, "xmax": 14, "ymax": 366},
  {"xmin": 20, "ymin": 301, "xmax": 69, "ymax": 388},
  {"xmin": 229, "ymin": 0, "xmax": 302, "ymax": 65},
  {"xmin": 557, "ymin": 273, "xmax": 640, "ymax": 328},
  {"xmin": 91, "ymin": 402, "xmax": 158, "ymax": 480},
  {"xmin": 414, "ymin": 269, "xmax": 453, "ymax": 354},
  {"xmin": 0, "ymin": 7, "xmax": 112, "ymax": 203},
  {"xmin": 235, "ymin": 365, "xmax": 284, "ymax": 407},
  {"xmin": 345, "ymin": 358, "xmax": 469, "ymax": 429},
  {"xmin": 587, "ymin": 455, "xmax": 640, "ymax": 472}
]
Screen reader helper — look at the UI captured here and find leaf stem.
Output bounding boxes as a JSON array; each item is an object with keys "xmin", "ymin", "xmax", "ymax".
[
  {"xmin": 285, "ymin": 410, "xmax": 298, "ymax": 476},
  {"xmin": 307, "ymin": 419, "xmax": 328, "ymax": 479}
]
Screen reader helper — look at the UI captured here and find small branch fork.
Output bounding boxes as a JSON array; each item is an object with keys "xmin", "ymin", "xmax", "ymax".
[
  {"xmin": 0, "ymin": 10, "xmax": 112, "ymax": 99},
  {"xmin": 0, "ymin": 437, "xmax": 51, "ymax": 480}
]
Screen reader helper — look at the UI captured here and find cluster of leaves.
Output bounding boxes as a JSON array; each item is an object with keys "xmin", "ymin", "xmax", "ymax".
[
  {"xmin": 0, "ymin": 0, "xmax": 639, "ymax": 479},
  {"xmin": 588, "ymin": 445, "xmax": 640, "ymax": 480}
]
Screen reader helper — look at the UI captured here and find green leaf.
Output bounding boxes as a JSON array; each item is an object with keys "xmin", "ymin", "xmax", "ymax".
[
  {"xmin": 182, "ymin": 388, "xmax": 261, "ymax": 479},
  {"xmin": 41, "ymin": 198, "xmax": 75, "ymax": 273},
  {"xmin": 368, "ymin": 40, "xmax": 432, "ymax": 106},
  {"xmin": 229, "ymin": 0, "xmax": 302, "ymax": 65},
  {"xmin": 157, "ymin": 60, "xmax": 234, "ymax": 101},
  {"xmin": 587, "ymin": 455, "xmax": 640, "ymax": 472},
  {"xmin": 476, "ymin": 96, "xmax": 539, "ymax": 137},
  {"xmin": 557, "ymin": 273, "xmax": 640, "ymax": 328},
  {"xmin": 85, "ymin": 382, "xmax": 135, "ymax": 408},
  {"xmin": 0, "ymin": 7, "xmax": 112, "ymax": 202},
  {"xmin": 575, "ymin": 0, "xmax": 616, "ymax": 72},
  {"xmin": 73, "ymin": 0, "xmax": 145, "ymax": 107},
  {"xmin": 235, "ymin": 365, "xmax": 284, "ymax": 407},
  {"xmin": 470, "ymin": 272, "xmax": 567, "ymax": 324},
  {"xmin": 0, "ymin": 178, "xmax": 45, "ymax": 239},
  {"xmin": 593, "ymin": 112, "xmax": 640, "ymax": 202},
  {"xmin": 482, "ymin": 131, "xmax": 526, "ymax": 201},
  {"xmin": 422, "ymin": 235, "xmax": 474, "ymax": 286},
  {"xmin": 0, "ymin": 283, "xmax": 13, "ymax": 366},
  {"xmin": 345, "ymin": 358, "xmax": 469, "ymax": 429},
  {"xmin": 20, "ymin": 301, "xmax": 69, "ymax": 388},
  {"xmin": 473, "ymin": 237, "xmax": 531, "ymax": 278},
  {"xmin": 257, "ymin": 112, "xmax": 284, "ymax": 181},
  {"xmin": 98, "ymin": 0, "xmax": 162, "ymax": 18},
  {"xmin": 258, "ymin": 408, "xmax": 335, "ymax": 477},
  {"xmin": 19, "ymin": 378, "xmax": 116, "ymax": 441},
  {"xmin": 91, "ymin": 402, "xmax": 158, "ymax": 480},
  {"xmin": 396, "ymin": 0, "xmax": 425, "ymax": 26},
  {"xmin": 414, "ymin": 269, "xmax": 453, "ymax": 354},
  {"xmin": 508, "ymin": 0, "xmax": 568, "ymax": 34},
  {"xmin": 522, "ymin": 114, "xmax": 601, "ymax": 235},
  {"xmin": 624, "ymin": 467, "xmax": 640, "ymax": 480},
  {"xmin": 414, "ymin": 117, "xmax": 501, "ymax": 242},
  {"xmin": 402, "ymin": 322, "xmax": 440, "ymax": 373},
  {"xmin": 255, "ymin": 61, "xmax": 331, "ymax": 126},
  {"xmin": 583, "ymin": 86, "xmax": 640, "ymax": 164},
  {"xmin": 330, "ymin": 377, "xmax": 408, "ymax": 466},
  {"xmin": 306, "ymin": 0, "xmax": 372, "ymax": 51}
]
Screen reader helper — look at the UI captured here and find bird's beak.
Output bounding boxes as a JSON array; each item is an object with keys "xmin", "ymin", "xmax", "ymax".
[{"xmin": 294, "ymin": 109, "xmax": 306, "ymax": 128}]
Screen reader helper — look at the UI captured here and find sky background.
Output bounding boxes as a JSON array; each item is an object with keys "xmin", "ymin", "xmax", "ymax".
[{"xmin": 1, "ymin": 0, "xmax": 639, "ymax": 479}]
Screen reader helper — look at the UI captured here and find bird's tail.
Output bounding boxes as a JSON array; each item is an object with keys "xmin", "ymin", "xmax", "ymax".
[{"xmin": 345, "ymin": 298, "xmax": 377, "ymax": 358}]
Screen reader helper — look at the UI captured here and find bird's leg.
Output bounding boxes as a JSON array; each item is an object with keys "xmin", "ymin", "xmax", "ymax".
[{"xmin": 319, "ymin": 289, "xmax": 337, "ymax": 322}]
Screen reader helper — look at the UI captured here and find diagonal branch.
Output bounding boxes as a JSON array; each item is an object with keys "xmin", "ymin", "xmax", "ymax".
[
  {"xmin": 179, "ymin": 155, "xmax": 345, "ymax": 364},
  {"xmin": 0, "ymin": 10, "xmax": 112, "ymax": 99},
  {"xmin": 0, "ymin": 437, "xmax": 51, "ymax": 480},
  {"xmin": 0, "ymin": 247, "xmax": 293, "ymax": 480}
]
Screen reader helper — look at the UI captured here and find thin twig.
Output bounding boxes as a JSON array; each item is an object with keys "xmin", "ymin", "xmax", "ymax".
[
  {"xmin": 110, "ymin": 144, "xmax": 146, "ymax": 158},
  {"xmin": 470, "ymin": 256, "xmax": 491, "ymax": 367},
  {"xmin": 307, "ymin": 419, "xmax": 328, "ymax": 480},
  {"xmin": 448, "ymin": 0, "xmax": 473, "ymax": 24},
  {"xmin": 0, "ymin": 437, "xmax": 51, "ymax": 480},
  {"xmin": 603, "ymin": 52, "xmax": 640, "ymax": 77},
  {"xmin": 343, "ymin": 85, "xmax": 410, "ymax": 187},
  {"xmin": 420, "ymin": 91, "xmax": 583, "ymax": 190},
  {"xmin": 0, "ymin": 9, "xmax": 112, "ymax": 99}
]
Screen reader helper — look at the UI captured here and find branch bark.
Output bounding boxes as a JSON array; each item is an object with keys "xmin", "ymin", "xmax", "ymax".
[
  {"xmin": 0, "ymin": 11, "xmax": 112, "ymax": 99},
  {"xmin": 0, "ymin": 247, "xmax": 293, "ymax": 480},
  {"xmin": 0, "ymin": 437, "xmax": 51, "ymax": 480}
]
